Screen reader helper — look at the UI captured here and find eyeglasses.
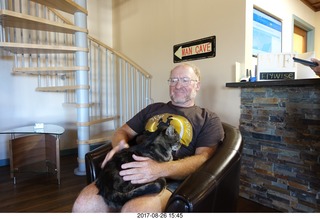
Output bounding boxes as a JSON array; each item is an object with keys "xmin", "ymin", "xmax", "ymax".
[{"xmin": 167, "ymin": 77, "xmax": 198, "ymax": 86}]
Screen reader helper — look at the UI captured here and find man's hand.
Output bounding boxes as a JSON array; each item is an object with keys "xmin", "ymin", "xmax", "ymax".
[
  {"xmin": 310, "ymin": 58, "xmax": 320, "ymax": 76},
  {"xmin": 119, "ymin": 154, "xmax": 162, "ymax": 184},
  {"xmin": 101, "ymin": 140, "xmax": 129, "ymax": 168}
]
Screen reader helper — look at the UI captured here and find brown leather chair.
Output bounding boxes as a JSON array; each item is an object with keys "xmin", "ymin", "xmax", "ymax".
[{"xmin": 85, "ymin": 122, "xmax": 243, "ymax": 212}]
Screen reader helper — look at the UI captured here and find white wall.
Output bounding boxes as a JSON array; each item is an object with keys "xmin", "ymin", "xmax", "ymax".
[
  {"xmin": 315, "ymin": 10, "xmax": 320, "ymax": 55},
  {"xmin": 112, "ymin": 0, "xmax": 319, "ymax": 128},
  {"xmin": 112, "ymin": 0, "xmax": 245, "ymax": 126},
  {"xmin": 87, "ymin": 0, "xmax": 113, "ymax": 46}
]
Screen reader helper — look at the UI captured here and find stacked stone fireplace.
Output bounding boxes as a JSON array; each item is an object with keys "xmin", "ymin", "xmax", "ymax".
[{"xmin": 227, "ymin": 79, "xmax": 320, "ymax": 212}]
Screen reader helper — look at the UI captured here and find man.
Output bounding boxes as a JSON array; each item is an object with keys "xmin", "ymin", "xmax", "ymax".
[
  {"xmin": 311, "ymin": 58, "xmax": 320, "ymax": 77},
  {"xmin": 72, "ymin": 63, "xmax": 224, "ymax": 212}
]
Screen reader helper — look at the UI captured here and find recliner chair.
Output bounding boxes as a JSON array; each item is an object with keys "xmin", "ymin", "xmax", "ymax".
[{"xmin": 84, "ymin": 122, "xmax": 243, "ymax": 212}]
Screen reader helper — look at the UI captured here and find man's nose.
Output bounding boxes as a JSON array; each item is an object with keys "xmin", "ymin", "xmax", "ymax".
[{"xmin": 174, "ymin": 80, "xmax": 183, "ymax": 88}]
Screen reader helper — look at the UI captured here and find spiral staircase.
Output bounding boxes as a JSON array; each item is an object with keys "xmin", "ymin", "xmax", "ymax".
[{"xmin": 0, "ymin": 0, "xmax": 152, "ymax": 175}]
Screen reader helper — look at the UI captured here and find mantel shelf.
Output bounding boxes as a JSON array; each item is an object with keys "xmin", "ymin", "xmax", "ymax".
[{"xmin": 226, "ymin": 78, "xmax": 320, "ymax": 88}]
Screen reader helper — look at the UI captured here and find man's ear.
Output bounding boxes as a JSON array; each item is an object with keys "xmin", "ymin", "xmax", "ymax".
[{"xmin": 195, "ymin": 81, "xmax": 201, "ymax": 91}]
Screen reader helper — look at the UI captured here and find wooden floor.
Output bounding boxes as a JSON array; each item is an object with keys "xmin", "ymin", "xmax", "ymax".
[{"xmin": 0, "ymin": 154, "xmax": 279, "ymax": 213}]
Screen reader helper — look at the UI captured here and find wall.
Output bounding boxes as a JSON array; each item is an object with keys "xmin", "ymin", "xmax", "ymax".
[
  {"xmin": 316, "ymin": 12, "xmax": 320, "ymax": 53},
  {"xmin": 87, "ymin": 0, "xmax": 113, "ymax": 46},
  {"xmin": 112, "ymin": 0, "xmax": 245, "ymax": 127},
  {"xmin": 0, "ymin": 0, "xmax": 113, "ymax": 164},
  {"xmin": 112, "ymin": 0, "xmax": 319, "ymax": 130}
]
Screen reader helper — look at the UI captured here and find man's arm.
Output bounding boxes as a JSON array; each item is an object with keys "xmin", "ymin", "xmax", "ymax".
[
  {"xmin": 101, "ymin": 124, "xmax": 137, "ymax": 168},
  {"xmin": 310, "ymin": 58, "xmax": 320, "ymax": 76},
  {"xmin": 120, "ymin": 145, "xmax": 217, "ymax": 184},
  {"xmin": 163, "ymin": 145, "xmax": 217, "ymax": 180},
  {"xmin": 111, "ymin": 123, "xmax": 137, "ymax": 147}
]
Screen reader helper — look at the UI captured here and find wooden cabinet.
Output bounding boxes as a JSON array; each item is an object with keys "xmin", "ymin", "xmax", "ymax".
[{"xmin": 1, "ymin": 124, "xmax": 64, "ymax": 184}]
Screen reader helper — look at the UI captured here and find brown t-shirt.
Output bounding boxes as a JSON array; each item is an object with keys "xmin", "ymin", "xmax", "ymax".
[{"xmin": 126, "ymin": 101, "xmax": 224, "ymax": 159}]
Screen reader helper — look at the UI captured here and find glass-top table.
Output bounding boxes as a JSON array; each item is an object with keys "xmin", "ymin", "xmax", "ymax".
[
  {"xmin": 0, "ymin": 124, "xmax": 65, "ymax": 184},
  {"xmin": 1, "ymin": 124, "xmax": 65, "ymax": 135}
]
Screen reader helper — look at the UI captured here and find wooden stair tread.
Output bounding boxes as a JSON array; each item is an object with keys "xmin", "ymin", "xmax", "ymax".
[
  {"xmin": 0, "ymin": 42, "xmax": 88, "ymax": 54},
  {"xmin": 77, "ymin": 130, "xmax": 115, "ymax": 145},
  {"xmin": 13, "ymin": 66, "xmax": 89, "ymax": 74},
  {"xmin": 62, "ymin": 103, "xmax": 94, "ymax": 108},
  {"xmin": 36, "ymin": 85, "xmax": 90, "ymax": 92},
  {"xmin": 0, "ymin": 10, "xmax": 87, "ymax": 34},
  {"xmin": 77, "ymin": 115, "xmax": 120, "ymax": 126},
  {"xmin": 30, "ymin": 0, "xmax": 88, "ymax": 15}
]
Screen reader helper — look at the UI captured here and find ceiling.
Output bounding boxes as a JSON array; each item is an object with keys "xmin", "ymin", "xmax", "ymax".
[{"xmin": 300, "ymin": 0, "xmax": 320, "ymax": 11}]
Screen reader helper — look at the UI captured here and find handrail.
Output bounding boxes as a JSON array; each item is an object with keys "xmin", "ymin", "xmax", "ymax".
[{"xmin": 87, "ymin": 36, "xmax": 152, "ymax": 79}]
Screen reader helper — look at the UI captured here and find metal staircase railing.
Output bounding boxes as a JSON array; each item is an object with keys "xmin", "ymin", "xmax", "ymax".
[{"xmin": 0, "ymin": 0, "xmax": 152, "ymax": 175}]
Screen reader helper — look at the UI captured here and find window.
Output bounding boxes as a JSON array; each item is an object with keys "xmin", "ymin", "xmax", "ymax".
[{"xmin": 252, "ymin": 8, "xmax": 282, "ymax": 56}]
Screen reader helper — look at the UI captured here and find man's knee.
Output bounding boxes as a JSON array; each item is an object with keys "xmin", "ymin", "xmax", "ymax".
[
  {"xmin": 121, "ymin": 198, "xmax": 152, "ymax": 213},
  {"xmin": 72, "ymin": 183, "xmax": 109, "ymax": 213},
  {"xmin": 121, "ymin": 190, "xmax": 172, "ymax": 212}
]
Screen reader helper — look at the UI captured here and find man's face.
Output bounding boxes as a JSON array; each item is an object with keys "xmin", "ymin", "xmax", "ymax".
[{"xmin": 168, "ymin": 65, "xmax": 200, "ymax": 107}]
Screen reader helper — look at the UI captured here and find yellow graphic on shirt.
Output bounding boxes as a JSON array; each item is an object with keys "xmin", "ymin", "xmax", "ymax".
[{"xmin": 145, "ymin": 113, "xmax": 193, "ymax": 146}]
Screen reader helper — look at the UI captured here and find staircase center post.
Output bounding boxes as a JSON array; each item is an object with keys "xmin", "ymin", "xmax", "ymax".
[{"xmin": 74, "ymin": 0, "xmax": 89, "ymax": 176}]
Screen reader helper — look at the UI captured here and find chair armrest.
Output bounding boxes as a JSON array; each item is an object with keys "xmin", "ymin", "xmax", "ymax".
[
  {"xmin": 165, "ymin": 122, "xmax": 243, "ymax": 212},
  {"xmin": 85, "ymin": 141, "xmax": 112, "ymax": 184}
]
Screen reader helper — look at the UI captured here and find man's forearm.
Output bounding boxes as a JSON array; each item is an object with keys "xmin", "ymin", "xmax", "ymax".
[
  {"xmin": 111, "ymin": 124, "xmax": 137, "ymax": 147},
  {"xmin": 161, "ymin": 148, "xmax": 214, "ymax": 180},
  {"xmin": 111, "ymin": 128, "xmax": 130, "ymax": 147}
]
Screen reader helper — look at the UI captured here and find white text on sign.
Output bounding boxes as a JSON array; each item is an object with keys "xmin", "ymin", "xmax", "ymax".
[{"xmin": 182, "ymin": 43, "xmax": 212, "ymax": 56}]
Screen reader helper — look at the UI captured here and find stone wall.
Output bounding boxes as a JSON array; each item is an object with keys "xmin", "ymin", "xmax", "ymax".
[{"xmin": 239, "ymin": 85, "xmax": 320, "ymax": 212}]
